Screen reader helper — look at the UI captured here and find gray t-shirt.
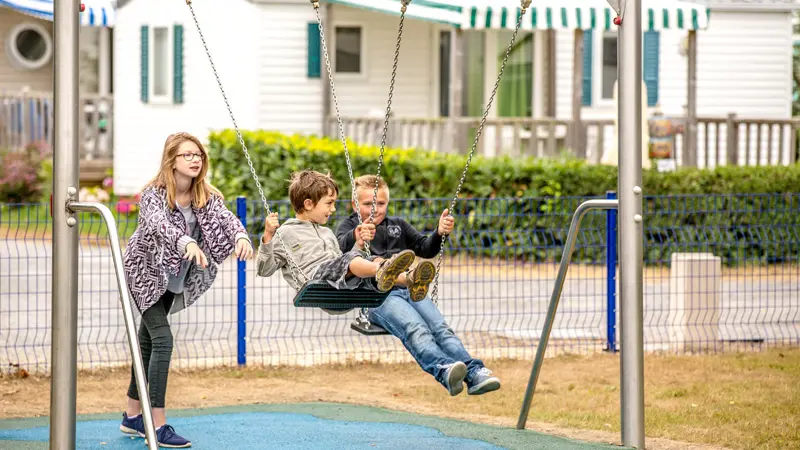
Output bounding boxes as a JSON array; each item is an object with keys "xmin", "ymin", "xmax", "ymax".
[{"xmin": 167, "ymin": 202, "xmax": 200, "ymax": 294}]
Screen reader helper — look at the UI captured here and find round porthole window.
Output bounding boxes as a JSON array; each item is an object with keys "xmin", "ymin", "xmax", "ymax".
[{"xmin": 6, "ymin": 23, "xmax": 53, "ymax": 70}]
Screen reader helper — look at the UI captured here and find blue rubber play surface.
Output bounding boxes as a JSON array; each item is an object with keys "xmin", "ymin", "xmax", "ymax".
[
  {"xmin": 0, "ymin": 403, "xmax": 626, "ymax": 450},
  {"xmin": 0, "ymin": 411, "xmax": 503, "ymax": 449}
]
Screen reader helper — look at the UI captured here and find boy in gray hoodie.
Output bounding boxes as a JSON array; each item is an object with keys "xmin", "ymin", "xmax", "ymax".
[{"xmin": 256, "ymin": 170, "xmax": 436, "ymax": 297}]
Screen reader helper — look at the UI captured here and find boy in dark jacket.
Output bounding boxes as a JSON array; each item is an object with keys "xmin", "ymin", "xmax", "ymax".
[{"xmin": 335, "ymin": 175, "xmax": 501, "ymax": 396}]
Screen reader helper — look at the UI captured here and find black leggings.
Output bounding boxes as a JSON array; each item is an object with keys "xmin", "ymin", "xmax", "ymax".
[{"xmin": 127, "ymin": 292, "xmax": 174, "ymax": 408}]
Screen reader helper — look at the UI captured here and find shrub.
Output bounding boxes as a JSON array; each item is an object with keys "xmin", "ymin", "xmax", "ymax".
[
  {"xmin": 206, "ymin": 130, "xmax": 800, "ymax": 266},
  {"xmin": 206, "ymin": 130, "xmax": 800, "ymax": 200},
  {"xmin": 0, "ymin": 142, "xmax": 52, "ymax": 203}
]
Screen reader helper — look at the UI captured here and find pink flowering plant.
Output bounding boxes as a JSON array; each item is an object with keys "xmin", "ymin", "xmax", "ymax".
[{"xmin": 0, "ymin": 142, "xmax": 52, "ymax": 203}]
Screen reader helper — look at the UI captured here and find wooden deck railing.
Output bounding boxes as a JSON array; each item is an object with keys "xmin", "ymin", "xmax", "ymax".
[
  {"xmin": 326, "ymin": 115, "xmax": 800, "ymax": 167},
  {"xmin": 0, "ymin": 91, "xmax": 113, "ymax": 161}
]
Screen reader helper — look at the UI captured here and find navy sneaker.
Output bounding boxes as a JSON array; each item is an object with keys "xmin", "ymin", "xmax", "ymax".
[
  {"xmin": 467, "ymin": 367, "xmax": 501, "ymax": 395},
  {"xmin": 441, "ymin": 361, "xmax": 468, "ymax": 396},
  {"xmin": 145, "ymin": 424, "xmax": 192, "ymax": 448},
  {"xmin": 119, "ymin": 412, "xmax": 144, "ymax": 436}
]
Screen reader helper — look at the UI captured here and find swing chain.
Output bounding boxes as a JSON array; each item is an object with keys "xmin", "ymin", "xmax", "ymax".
[
  {"xmin": 314, "ymin": 0, "xmax": 408, "ymax": 328},
  {"xmin": 186, "ymin": 1, "xmax": 308, "ymax": 288},
  {"xmin": 313, "ymin": 3, "xmax": 360, "ymax": 247},
  {"xmin": 362, "ymin": 6, "xmax": 407, "ymax": 326},
  {"xmin": 367, "ymin": 2, "xmax": 406, "ymax": 235},
  {"xmin": 430, "ymin": 3, "xmax": 529, "ymax": 304}
]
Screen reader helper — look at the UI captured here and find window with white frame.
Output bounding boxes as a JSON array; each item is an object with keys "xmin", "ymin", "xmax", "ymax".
[
  {"xmin": 601, "ymin": 33, "xmax": 617, "ymax": 100},
  {"xmin": 588, "ymin": 30, "xmax": 660, "ymax": 107},
  {"xmin": 150, "ymin": 26, "xmax": 172, "ymax": 100},
  {"xmin": 335, "ymin": 26, "xmax": 362, "ymax": 74},
  {"xmin": 6, "ymin": 22, "xmax": 52, "ymax": 71}
]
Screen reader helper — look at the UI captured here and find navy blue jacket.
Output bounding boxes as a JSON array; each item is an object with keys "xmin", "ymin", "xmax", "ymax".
[{"xmin": 335, "ymin": 213, "xmax": 444, "ymax": 259}]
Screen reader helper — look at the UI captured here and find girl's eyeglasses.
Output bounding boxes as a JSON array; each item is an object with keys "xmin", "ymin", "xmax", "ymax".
[{"xmin": 179, "ymin": 153, "xmax": 204, "ymax": 162}]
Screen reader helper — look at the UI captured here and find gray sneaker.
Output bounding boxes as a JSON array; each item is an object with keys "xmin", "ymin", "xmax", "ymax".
[
  {"xmin": 467, "ymin": 367, "xmax": 501, "ymax": 395},
  {"xmin": 441, "ymin": 362, "xmax": 468, "ymax": 396}
]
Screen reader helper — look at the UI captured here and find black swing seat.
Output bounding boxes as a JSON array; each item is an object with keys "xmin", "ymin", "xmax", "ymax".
[
  {"xmin": 350, "ymin": 317, "xmax": 390, "ymax": 336},
  {"xmin": 293, "ymin": 280, "xmax": 391, "ymax": 310}
]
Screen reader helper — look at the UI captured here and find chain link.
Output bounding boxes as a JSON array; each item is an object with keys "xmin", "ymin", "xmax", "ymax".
[
  {"xmin": 187, "ymin": 0, "xmax": 525, "ymax": 313},
  {"xmin": 430, "ymin": 5, "xmax": 529, "ymax": 304},
  {"xmin": 314, "ymin": 4, "xmax": 359, "ymax": 230},
  {"xmin": 314, "ymin": 1, "xmax": 408, "ymax": 327},
  {"xmin": 367, "ymin": 3, "xmax": 407, "ymax": 234},
  {"xmin": 187, "ymin": 2, "xmax": 308, "ymax": 288}
]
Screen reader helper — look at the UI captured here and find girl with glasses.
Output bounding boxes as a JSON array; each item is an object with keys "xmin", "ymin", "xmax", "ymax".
[{"xmin": 118, "ymin": 132, "xmax": 253, "ymax": 448}]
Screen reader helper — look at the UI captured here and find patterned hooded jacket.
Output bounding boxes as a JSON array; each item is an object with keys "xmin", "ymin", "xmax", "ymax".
[{"xmin": 123, "ymin": 186, "xmax": 249, "ymax": 314}]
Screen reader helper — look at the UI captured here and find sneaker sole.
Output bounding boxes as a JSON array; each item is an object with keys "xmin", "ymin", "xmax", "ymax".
[
  {"xmin": 446, "ymin": 362, "xmax": 468, "ymax": 396},
  {"xmin": 145, "ymin": 439, "xmax": 192, "ymax": 448},
  {"xmin": 119, "ymin": 424, "xmax": 140, "ymax": 435},
  {"xmin": 408, "ymin": 261, "xmax": 436, "ymax": 302},
  {"xmin": 468, "ymin": 378, "xmax": 501, "ymax": 395},
  {"xmin": 376, "ymin": 250, "xmax": 415, "ymax": 292}
]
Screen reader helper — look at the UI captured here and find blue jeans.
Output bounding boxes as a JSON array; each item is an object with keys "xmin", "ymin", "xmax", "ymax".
[{"xmin": 369, "ymin": 288, "xmax": 484, "ymax": 386}]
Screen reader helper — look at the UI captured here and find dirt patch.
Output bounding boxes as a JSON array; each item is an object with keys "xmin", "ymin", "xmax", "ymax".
[{"xmin": 5, "ymin": 350, "xmax": 797, "ymax": 449}]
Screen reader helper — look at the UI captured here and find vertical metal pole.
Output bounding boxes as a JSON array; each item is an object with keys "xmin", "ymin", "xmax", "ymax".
[
  {"xmin": 685, "ymin": 30, "xmax": 698, "ymax": 167},
  {"xmin": 447, "ymin": 28, "xmax": 463, "ymax": 153},
  {"xmin": 236, "ymin": 196, "xmax": 247, "ymax": 366},
  {"xmin": 605, "ymin": 191, "xmax": 618, "ymax": 353},
  {"xmin": 50, "ymin": 0, "xmax": 80, "ymax": 448},
  {"xmin": 570, "ymin": 29, "xmax": 584, "ymax": 156},
  {"xmin": 617, "ymin": 2, "xmax": 646, "ymax": 447}
]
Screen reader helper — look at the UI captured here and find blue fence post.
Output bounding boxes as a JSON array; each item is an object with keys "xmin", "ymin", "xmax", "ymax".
[
  {"xmin": 605, "ymin": 191, "xmax": 618, "ymax": 353},
  {"xmin": 236, "ymin": 196, "xmax": 247, "ymax": 366}
]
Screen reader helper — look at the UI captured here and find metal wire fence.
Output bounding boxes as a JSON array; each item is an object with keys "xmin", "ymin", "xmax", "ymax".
[{"xmin": 1, "ymin": 193, "xmax": 798, "ymax": 373}]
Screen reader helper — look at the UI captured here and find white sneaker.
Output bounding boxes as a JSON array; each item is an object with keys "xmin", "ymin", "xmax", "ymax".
[{"xmin": 441, "ymin": 362, "xmax": 467, "ymax": 396}]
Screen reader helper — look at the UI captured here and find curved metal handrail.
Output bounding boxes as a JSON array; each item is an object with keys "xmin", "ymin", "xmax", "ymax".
[
  {"xmin": 516, "ymin": 199, "xmax": 619, "ymax": 430},
  {"xmin": 68, "ymin": 202, "xmax": 158, "ymax": 449}
]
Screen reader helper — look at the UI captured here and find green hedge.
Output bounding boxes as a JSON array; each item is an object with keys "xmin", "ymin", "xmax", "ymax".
[
  {"xmin": 207, "ymin": 130, "xmax": 800, "ymax": 266},
  {"xmin": 207, "ymin": 130, "xmax": 800, "ymax": 199}
]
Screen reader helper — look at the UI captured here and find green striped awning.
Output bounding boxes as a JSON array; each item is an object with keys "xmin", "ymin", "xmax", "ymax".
[{"xmin": 326, "ymin": 0, "xmax": 710, "ymax": 31}]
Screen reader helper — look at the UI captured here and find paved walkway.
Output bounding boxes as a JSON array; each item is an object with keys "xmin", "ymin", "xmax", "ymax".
[{"xmin": 2, "ymin": 240, "xmax": 798, "ymax": 371}]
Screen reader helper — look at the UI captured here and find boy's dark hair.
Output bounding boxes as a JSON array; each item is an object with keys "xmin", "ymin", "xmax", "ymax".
[{"xmin": 288, "ymin": 170, "xmax": 339, "ymax": 213}]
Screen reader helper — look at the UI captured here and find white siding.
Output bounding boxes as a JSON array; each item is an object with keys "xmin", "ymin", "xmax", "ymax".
[
  {"xmin": 555, "ymin": 11, "xmax": 793, "ymax": 167},
  {"xmin": 328, "ymin": 5, "xmax": 437, "ymax": 118},
  {"xmin": 113, "ymin": 0, "xmax": 260, "ymax": 195},
  {"xmin": 257, "ymin": 3, "xmax": 324, "ymax": 135},
  {"xmin": 554, "ymin": 30, "xmax": 575, "ymax": 121},
  {"xmin": 693, "ymin": 11, "xmax": 792, "ymax": 166}
]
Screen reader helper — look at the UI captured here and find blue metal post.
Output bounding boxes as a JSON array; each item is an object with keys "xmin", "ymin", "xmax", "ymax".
[
  {"xmin": 606, "ymin": 191, "xmax": 618, "ymax": 353},
  {"xmin": 236, "ymin": 196, "xmax": 247, "ymax": 366}
]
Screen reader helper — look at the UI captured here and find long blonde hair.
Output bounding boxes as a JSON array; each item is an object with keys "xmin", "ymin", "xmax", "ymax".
[{"xmin": 144, "ymin": 132, "xmax": 223, "ymax": 209}]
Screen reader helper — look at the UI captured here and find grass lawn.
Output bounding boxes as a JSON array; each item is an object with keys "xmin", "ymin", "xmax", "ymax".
[
  {"xmin": 2, "ymin": 348, "xmax": 798, "ymax": 449},
  {"xmin": 0, "ymin": 203, "xmax": 138, "ymax": 240}
]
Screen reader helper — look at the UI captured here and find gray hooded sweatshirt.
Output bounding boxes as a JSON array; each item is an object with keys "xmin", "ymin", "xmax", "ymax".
[{"xmin": 256, "ymin": 218, "xmax": 358, "ymax": 290}]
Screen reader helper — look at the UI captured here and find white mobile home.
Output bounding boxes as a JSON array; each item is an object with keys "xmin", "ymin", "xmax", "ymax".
[
  {"xmin": 112, "ymin": 0, "xmax": 797, "ymax": 196},
  {"xmin": 0, "ymin": 0, "xmax": 117, "ymax": 182},
  {"xmin": 0, "ymin": 0, "xmax": 115, "ymax": 93}
]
